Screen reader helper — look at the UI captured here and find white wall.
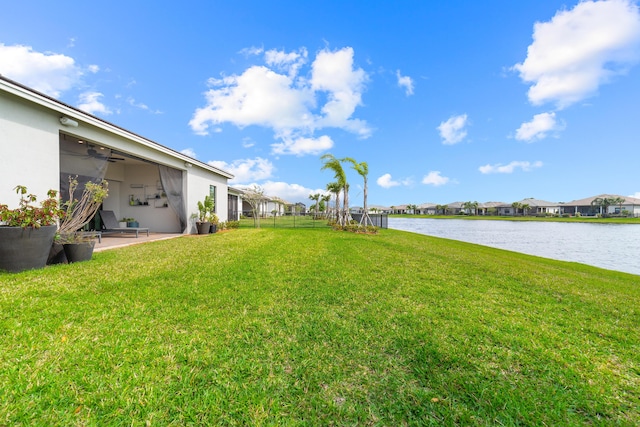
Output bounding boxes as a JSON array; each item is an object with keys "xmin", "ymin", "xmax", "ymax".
[
  {"xmin": 185, "ymin": 165, "xmax": 230, "ymax": 232},
  {"xmin": 0, "ymin": 92, "xmax": 60, "ymax": 207}
]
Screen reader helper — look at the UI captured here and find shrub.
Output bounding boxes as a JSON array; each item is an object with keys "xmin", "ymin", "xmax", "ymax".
[{"xmin": 0, "ymin": 185, "xmax": 61, "ymax": 228}]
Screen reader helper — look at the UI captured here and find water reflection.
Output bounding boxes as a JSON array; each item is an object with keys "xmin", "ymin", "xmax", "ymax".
[{"xmin": 389, "ymin": 218, "xmax": 640, "ymax": 276}]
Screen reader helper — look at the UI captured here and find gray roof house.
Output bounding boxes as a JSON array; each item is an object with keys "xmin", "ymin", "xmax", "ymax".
[{"xmin": 562, "ymin": 194, "xmax": 640, "ymax": 216}]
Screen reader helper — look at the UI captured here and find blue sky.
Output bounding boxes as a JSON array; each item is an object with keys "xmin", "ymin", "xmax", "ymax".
[{"xmin": 2, "ymin": 0, "xmax": 640, "ymax": 206}]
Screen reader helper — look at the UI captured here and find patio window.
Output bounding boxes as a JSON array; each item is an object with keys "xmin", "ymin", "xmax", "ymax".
[{"xmin": 210, "ymin": 185, "xmax": 217, "ymax": 213}]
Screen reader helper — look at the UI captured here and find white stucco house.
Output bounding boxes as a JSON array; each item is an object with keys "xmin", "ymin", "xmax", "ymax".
[{"xmin": 0, "ymin": 75, "xmax": 234, "ymax": 234}]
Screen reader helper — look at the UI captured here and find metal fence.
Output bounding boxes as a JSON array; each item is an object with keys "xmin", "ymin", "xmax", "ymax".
[
  {"xmin": 240, "ymin": 213, "xmax": 331, "ymax": 228},
  {"xmin": 240, "ymin": 213, "xmax": 389, "ymax": 229},
  {"xmin": 350, "ymin": 213, "xmax": 388, "ymax": 228}
]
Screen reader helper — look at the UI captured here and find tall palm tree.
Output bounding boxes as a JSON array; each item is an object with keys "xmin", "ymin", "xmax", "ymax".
[
  {"xmin": 342, "ymin": 157, "xmax": 372, "ymax": 226},
  {"xmin": 321, "ymin": 154, "xmax": 348, "ymax": 225},
  {"xmin": 521, "ymin": 203, "xmax": 530, "ymax": 216},
  {"xmin": 320, "ymin": 193, "xmax": 332, "ymax": 219},
  {"xmin": 326, "ymin": 181, "xmax": 342, "ymax": 223}
]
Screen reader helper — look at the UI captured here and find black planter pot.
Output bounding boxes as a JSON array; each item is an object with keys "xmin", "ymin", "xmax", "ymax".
[
  {"xmin": 63, "ymin": 241, "xmax": 96, "ymax": 263},
  {"xmin": 47, "ymin": 242, "xmax": 68, "ymax": 265},
  {"xmin": 196, "ymin": 222, "xmax": 211, "ymax": 234},
  {"xmin": 209, "ymin": 223, "xmax": 218, "ymax": 233},
  {"xmin": 0, "ymin": 225, "xmax": 57, "ymax": 273}
]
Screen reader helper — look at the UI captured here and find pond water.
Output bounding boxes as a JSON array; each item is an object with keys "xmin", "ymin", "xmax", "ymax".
[{"xmin": 389, "ymin": 218, "xmax": 640, "ymax": 276}]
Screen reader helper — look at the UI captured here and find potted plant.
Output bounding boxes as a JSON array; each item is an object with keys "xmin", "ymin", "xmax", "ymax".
[
  {"xmin": 56, "ymin": 176, "xmax": 109, "ymax": 263},
  {"xmin": 195, "ymin": 195, "xmax": 214, "ymax": 234},
  {"xmin": 119, "ymin": 218, "xmax": 128, "ymax": 228},
  {"xmin": 209, "ymin": 213, "xmax": 219, "ymax": 233},
  {"xmin": 0, "ymin": 185, "xmax": 61, "ymax": 272},
  {"xmin": 126, "ymin": 218, "xmax": 139, "ymax": 228}
]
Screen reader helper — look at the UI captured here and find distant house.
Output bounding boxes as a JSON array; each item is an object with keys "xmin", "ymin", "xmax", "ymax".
[
  {"xmin": 445, "ymin": 201, "xmax": 465, "ymax": 215},
  {"xmin": 368, "ymin": 205, "xmax": 392, "ymax": 214},
  {"xmin": 495, "ymin": 198, "xmax": 559, "ymax": 216},
  {"xmin": 562, "ymin": 194, "xmax": 640, "ymax": 217},
  {"xmin": 0, "ymin": 75, "xmax": 234, "ymax": 234},
  {"xmin": 417, "ymin": 203, "xmax": 437, "ymax": 215},
  {"xmin": 240, "ymin": 193, "xmax": 286, "ymax": 217},
  {"xmin": 478, "ymin": 201, "xmax": 504, "ymax": 216},
  {"xmin": 390, "ymin": 205, "xmax": 408, "ymax": 214}
]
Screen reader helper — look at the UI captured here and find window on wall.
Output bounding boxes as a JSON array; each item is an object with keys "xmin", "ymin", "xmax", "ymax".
[{"xmin": 210, "ymin": 185, "xmax": 217, "ymax": 213}]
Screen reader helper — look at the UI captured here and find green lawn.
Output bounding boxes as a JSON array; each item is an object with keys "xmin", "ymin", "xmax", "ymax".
[{"xmin": 1, "ymin": 228, "xmax": 638, "ymax": 426}]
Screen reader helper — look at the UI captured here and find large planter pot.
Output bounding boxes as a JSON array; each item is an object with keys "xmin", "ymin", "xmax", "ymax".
[
  {"xmin": 196, "ymin": 221, "xmax": 211, "ymax": 235},
  {"xmin": 127, "ymin": 221, "xmax": 139, "ymax": 228},
  {"xmin": 0, "ymin": 225, "xmax": 57, "ymax": 273},
  {"xmin": 63, "ymin": 241, "xmax": 96, "ymax": 263},
  {"xmin": 209, "ymin": 223, "xmax": 218, "ymax": 233},
  {"xmin": 47, "ymin": 242, "xmax": 68, "ymax": 265}
]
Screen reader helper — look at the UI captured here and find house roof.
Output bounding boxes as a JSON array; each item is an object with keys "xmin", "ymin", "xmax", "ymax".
[
  {"xmin": 514, "ymin": 197, "xmax": 559, "ymax": 207},
  {"xmin": 564, "ymin": 194, "xmax": 640, "ymax": 206},
  {"xmin": 446, "ymin": 201, "xmax": 465, "ymax": 208},
  {"xmin": 0, "ymin": 75, "xmax": 234, "ymax": 179},
  {"xmin": 417, "ymin": 202, "xmax": 437, "ymax": 208}
]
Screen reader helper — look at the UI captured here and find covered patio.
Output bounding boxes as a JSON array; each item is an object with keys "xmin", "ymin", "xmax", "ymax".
[{"xmin": 93, "ymin": 232, "xmax": 185, "ymax": 252}]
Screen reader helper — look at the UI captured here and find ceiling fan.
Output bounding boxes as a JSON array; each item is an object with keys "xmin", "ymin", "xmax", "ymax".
[{"xmin": 87, "ymin": 145, "xmax": 125, "ymax": 162}]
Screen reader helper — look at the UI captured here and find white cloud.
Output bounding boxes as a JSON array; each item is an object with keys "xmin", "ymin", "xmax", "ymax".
[
  {"xmin": 208, "ymin": 157, "xmax": 274, "ymax": 184},
  {"xmin": 0, "ymin": 43, "xmax": 81, "ymax": 97},
  {"xmin": 396, "ymin": 70, "xmax": 414, "ymax": 95},
  {"xmin": 190, "ymin": 46, "xmax": 371, "ymax": 154},
  {"xmin": 515, "ymin": 112, "xmax": 564, "ymax": 141},
  {"xmin": 271, "ymin": 135, "xmax": 333, "ymax": 156},
  {"xmin": 88, "ymin": 64, "xmax": 100, "ymax": 73},
  {"xmin": 437, "ymin": 114, "xmax": 468, "ymax": 145},
  {"xmin": 264, "ymin": 47, "xmax": 307, "ymax": 77},
  {"xmin": 377, "ymin": 173, "xmax": 401, "ymax": 188},
  {"xmin": 479, "ymin": 160, "xmax": 543, "ymax": 174},
  {"xmin": 189, "ymin": 65, "xmax": 315, "ymax": 135},
  {"xmin": 629, "ymin": 192, "xmax": 640, "ymax": 198},
  {"xmin": 236, "ymin": 181, "xmax": 325, "ymax": 203},
  {"xmin": 239, "ymin": 46, "xmax": 264, "ymax": 57},
  {"xmin": 422, "ymin": 171, "xmax": 450, "ymax": 186},
  {"xmin": 180, "ymin": 148, "xmax": 197, "ymax": 158},
  {"xmin": 127, "ymin": 97, "xmax": 162, "ymax": 114},
  {"xmin": 513, "ymin": 0, "xmax": 640, "ymax": 108},
  {"xmin": 311, "ymin": 47, "xmax": 370, "ymax": 136},
  {"xmin": 77, "ymin": 91, "xmax": 112, "ymax": 115},
  {"xmin": 242, "ymin": 137, "xmax": 255, "ymax": 148}
]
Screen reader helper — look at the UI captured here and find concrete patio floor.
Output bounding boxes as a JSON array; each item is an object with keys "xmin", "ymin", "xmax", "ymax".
[{"xmin": 93, "ymin": 232, "xmax": 185, "ymax": 252}]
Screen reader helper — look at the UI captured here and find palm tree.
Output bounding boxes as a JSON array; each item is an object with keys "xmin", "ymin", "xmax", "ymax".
[
  {"xmin": 511, "ymin": 202, "xmax": 522, "ymax": 216},
  {"xmin": 343, "ymin": 157, "xmax": 373, "ymax": 226},
  {"xmin": 407, "ymin": 204, "xmax": 418, "ymax": 215},
  {"xmin": 591, "ymin": 197, "xmax": 616, "ymax": 217},
  {"xmin": 521, "ymin": 203, "xmax": 530, "ymax": 216},
  {"xmin": 463, "ymin": 201, "xmax": 477, "ymax": 215},
  {"xmin": 471, "ymin": 201, "xmax": 479, "ymax": 216},
  {"xmin": 320, "ymin": 193, "xmax": 332, "ymax": 218},
  {"xmin": 436, "ymin": 204, "xmax": 448, "ymax": 215},
  {"xmin": 611, "ymin": 196, "xmax": 626, "ymax": 216},
  {"xmin": 326, "ymin": 182, "xmax": 342, "ymax": 223},
  {"xmin": 321, "ymin": 154, "xmax": 348, "ymax": 225},
  {"xmin": 309, "ymin": 193, "xmax": 320, "ymax": 219}
]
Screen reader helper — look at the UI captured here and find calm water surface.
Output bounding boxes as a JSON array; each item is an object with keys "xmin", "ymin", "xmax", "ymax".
[{"xmin": 389, "ymin": 218, "xmax": 640, "ymax": 276}]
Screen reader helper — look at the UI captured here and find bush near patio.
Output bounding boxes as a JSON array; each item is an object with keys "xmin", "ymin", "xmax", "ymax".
[{"xmin": 1, "ymin": 228, "xmax": 638, "ymax": 425}]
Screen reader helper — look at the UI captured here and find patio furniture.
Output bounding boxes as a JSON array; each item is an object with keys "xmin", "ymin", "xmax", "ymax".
[{"xmin": 99, "ymin": 210, "xmax": 149, "ymax": 238}]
